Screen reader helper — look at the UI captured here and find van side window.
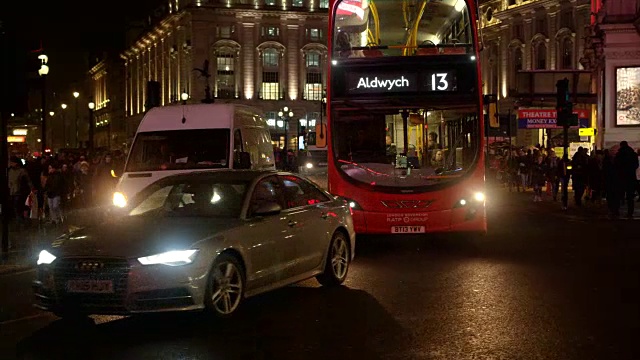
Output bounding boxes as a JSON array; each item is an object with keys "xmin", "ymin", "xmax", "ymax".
[{"xmin": 233, "ymin": 129, "xmax": 246, "ymax": 169}]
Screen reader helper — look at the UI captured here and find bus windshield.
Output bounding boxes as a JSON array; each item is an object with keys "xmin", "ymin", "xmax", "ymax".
[
  {"xmin": 333, "ymin": 0, "xmax": 474, "ymax": 58},
  {"xmin": 332, "ymin": 106, "xmax": 479, "ymax": 189},
  {"xmin": 125, "ymin": 129, "xmax": 230, "ymax": 172}
]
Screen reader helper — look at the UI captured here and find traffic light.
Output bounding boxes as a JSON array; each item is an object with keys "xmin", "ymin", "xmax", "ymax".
[{"xmin": 556, "ymin": 78, "xmax": 577, "ymax": 127}]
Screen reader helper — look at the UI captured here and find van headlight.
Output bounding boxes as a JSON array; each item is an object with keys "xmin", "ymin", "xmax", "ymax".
[
  {"xmin": 138, "ymin": 250, "xmax": 198, "ymax": 266},
  {"xmin": 113, "ymin": 192, "xmax": 127, "ymax": 208}
]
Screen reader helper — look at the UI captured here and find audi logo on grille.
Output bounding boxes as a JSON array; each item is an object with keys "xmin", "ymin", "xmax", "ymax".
[
  {"xmin": 76, "ymin": 261, "xmax": 104, "ymax": 272},
  {"xmin": 380, "ymin": 200, "xmax": 434, "ymax": 209}
]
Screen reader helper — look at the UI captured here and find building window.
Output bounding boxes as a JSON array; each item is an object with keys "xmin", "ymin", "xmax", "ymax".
[
  {"xmin": 508, "ymin": 0, "xmax": 516, "ymax": 5},
  {"xmin": 560, "ymin": 38, "xmax": 573, "ymax": 69},
  {"xmin": 292, "ymin": 0, "xmax": 304, "ymax": 7},
  {"xmin": 262, "ymin": 72, "xmax": 280, "ymax": 100},
  {"xmin": 318, "ymin": 0, "xmax": 328, "ymax": 8},
  {"xmin": 513, "ymin": 23, "xmax": 523, "ymax": 40},
  {"xmin": 216, "ymin": 51, "xmax": 235, "ymax": 98},
  {"xmin": 266, "ymin": 111, "xmax": 277, "ymax": 127},
  {"xmin": 305, "ymin": 73, "xmax": 322, "ymax": 101},
  {"xmin": 533, "ymin": 41, "xmax": 546, "ymax": 70},
  {"xmin": 534, "ymin": 11, "xmax": 547, "ymax": 36},
  {"xmin": 306, "ymin": 52, "xmax": 321, "ymax": 67},
  {"xmin": 262, "ymin": 26, "xmax": 280, "ymax": 38},
  {"xmin": 263, "ymin": 48, "xmax": 279, "ymax": 68},
  {"xmin": 216, "ymin": 25, "xmax": 235, "ymax": 39},
  {"xmin": 307, "ymin": 28, "xmax": 323, "ymax": 41},
  {"xmin": 560, "ymin": 8, "xmax": 574, "ymax": 30},
  {"xmin": 265, "ymin": 0, "xmax": 276, "ymax": 5}
]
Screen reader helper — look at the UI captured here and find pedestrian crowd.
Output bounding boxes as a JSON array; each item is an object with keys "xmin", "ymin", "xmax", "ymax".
[
  {"xmin": 492, "ymin": 141, "xmax": 640, "ymax": 218},
  {"xmin": 7, "ymin": 150, "xmax": 126, "ymax": 227}
]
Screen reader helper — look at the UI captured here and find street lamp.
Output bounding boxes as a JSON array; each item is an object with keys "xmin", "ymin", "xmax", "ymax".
[
  {"xmin": 181, "ymin": 91, "xmax": 189, "ymax": 105},
  {"xmin": 88, "ymin": 101, "xmax": 95, "ymax": 151},
  {"xmin": 61, "ymin": 103, "xmax": 68, "ymax": 148},
  {"xmin": 277, "ymin": 106, "xmax": 294, "ymax": 170},
  {"xmin": 38, "ymin": 54, "xmax": 49, "ymax": 154},
  {"xmin": 73, "ymin": 92, "xmax": 80, "ymax": 148}
]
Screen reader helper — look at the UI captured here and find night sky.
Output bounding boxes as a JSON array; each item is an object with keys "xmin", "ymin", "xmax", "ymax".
[{"xmin": 5, "ymin": 0, "xmax": 161, "ymax": 97}]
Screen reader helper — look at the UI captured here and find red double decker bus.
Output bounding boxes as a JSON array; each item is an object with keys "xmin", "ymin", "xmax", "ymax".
[{"xmin": 326, "ymin": 0, "xmax": 486, "ymax": 235}]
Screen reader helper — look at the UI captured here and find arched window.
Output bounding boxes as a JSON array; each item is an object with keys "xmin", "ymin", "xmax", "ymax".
[
  {"xmin": 215, "ymin": 47, "xmax": 237, "ymax": 99},
  {"xmin": 560, "ymin": 37, "xmax": 573, "ymax": 69},
  {"xmin": 261, "ymin": 48, "xmax": 281, "ymax": 100},
  {"xmin": 533, "ymin": 40, "xmax": 547, "ymax": 70}
]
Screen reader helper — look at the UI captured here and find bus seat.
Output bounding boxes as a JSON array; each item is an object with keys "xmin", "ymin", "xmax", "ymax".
[
  {"xmin": 442, "ymin": 47, "xmax": 466, "ymax": 54},
  {"xmin": 416, "ymin": 48, "xmax": 439, "ymax": 55},
  {"xmin": 363, "ymin": 49, "xmax": 384, "ymax": 57}
]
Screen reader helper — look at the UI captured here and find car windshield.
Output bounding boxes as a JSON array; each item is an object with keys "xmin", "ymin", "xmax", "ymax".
[
  {"xmin": 125, "ymin": 129, "xmax": 230, "ymax": 172},
  {"xmin": 332, "ymin": 106, "xmax": 479, "ymax": 188},
  {"xmin": 128, "ymin": 179, "xmax": 249, "ymax": 218}
]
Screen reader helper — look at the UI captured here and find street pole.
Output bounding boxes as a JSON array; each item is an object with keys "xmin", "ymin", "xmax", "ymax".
[
  {"xmin": 1, "ymin": 111, "xmax": 9, "ymax": 259},
  {"xmin": 88, "ymin": 102, "xmax": 95, "ymax": 152},
  {"xmin": 74, "ymin": 97, "xmax": 79, "ymax": 147},
  {"xmin": 41, "ymin": 77, "xmax": 47, "ymax": 154},
  {"xmin": 562, "ymin": 122, "xmax": 569, "ymax": 209}
]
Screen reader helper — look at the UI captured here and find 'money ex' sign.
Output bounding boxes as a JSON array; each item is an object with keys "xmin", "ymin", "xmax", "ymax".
[{"xmin": 517, "ymin": 109, "xmax": 590, "ymax": 129}]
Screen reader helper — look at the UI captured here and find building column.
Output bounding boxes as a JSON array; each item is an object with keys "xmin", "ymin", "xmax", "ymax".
[
  {"xmin": 548, "ymin": 10, "xmax": 558, "ymax": 70},
  {"xmin": 287, "ymin": 23, "xmax": 300, "ymax": 101},
  {"xmin": 524, "ymin": 15, "xmax": 533, "ymax": 70},
  {"xmin": 242, "ymin": 21, "xmax": 255, "ymax": 100}
]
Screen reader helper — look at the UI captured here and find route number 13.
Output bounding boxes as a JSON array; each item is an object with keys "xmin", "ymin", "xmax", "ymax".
[{"xmin": 431, "ymin": 73, "xmax": 449, "ymax": 91}]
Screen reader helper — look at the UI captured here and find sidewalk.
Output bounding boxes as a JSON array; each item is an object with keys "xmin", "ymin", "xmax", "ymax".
[
  {"xmin": 0, "ymin": 207, "xmax": 106, "ymax": 275},
  {"xmin": 495, "ymin": 184, "xmax": 640, "ymax": 221}
]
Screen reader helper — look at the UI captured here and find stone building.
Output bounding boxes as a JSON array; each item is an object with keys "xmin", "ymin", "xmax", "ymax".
[
  {"xmin": 119, "ymin": 0, "xmax": 329, "ymax": 151},
  {"xmin": 88, "ymin": 53, "xmax": 127, "ymax": 150},
  {"xmin": 588, "ymin": 0, "xmax": 640, "ymax": 149},
  {"xmin": 478, "ymin": 0, "xmax": 592, "ymax": 148}
]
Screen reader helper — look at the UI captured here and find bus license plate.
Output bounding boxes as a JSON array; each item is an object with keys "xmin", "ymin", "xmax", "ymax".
[
  {"xmin": 391, "ymin": 226, "xmax": 426, "ymax": 234},
  {"xmin": 66, "ymin": 279, "xmax": 114, "ymax": 294}
]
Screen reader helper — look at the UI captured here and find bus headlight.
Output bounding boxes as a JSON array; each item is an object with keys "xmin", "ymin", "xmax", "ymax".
[
  {"xmin": 474, "ymin": 192, "xmax": 485, "ymax": 202},
  {"xmin": 113, "ymin": 192, "xmax": 127, "ymax": 208}
]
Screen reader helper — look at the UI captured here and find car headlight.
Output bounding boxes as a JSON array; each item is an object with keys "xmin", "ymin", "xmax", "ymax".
[
  {"xmin": 113, "ymin": 192, "xmax": 127, "ymax": 208},
  {"xmin": 305, "ymin": 162, "xmax": 313, "ymax": 169},
  {"xmin": 37, "ymin": 250, "xmax": 56, "ymax": 265},
  {"xmin": 138, "ymin": 250, "xmax": 198, "ymax": 266}
]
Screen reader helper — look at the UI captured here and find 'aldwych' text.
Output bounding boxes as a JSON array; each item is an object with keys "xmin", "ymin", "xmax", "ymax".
[{"xmin": 356, "ymin": 76, "xmax": 410, "ymax": 91}]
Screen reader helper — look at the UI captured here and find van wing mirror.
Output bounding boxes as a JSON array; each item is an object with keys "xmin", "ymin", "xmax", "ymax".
[{"xmin": 235, "ymin": 151, "xmax": 251, "ymax": 169}]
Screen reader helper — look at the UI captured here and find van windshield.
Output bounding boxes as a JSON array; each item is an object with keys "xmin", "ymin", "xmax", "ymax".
[{"xmin": 125, "ymin": 130, "xmax": 230, "ymax": 172}]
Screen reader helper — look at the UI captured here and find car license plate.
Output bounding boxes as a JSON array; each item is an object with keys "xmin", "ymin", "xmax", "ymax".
[
  {"xmin": 391, "ymin": 226, "xmax": 426, "ymax": 234},
  {"xmin": 66, "ymin": 279, "xmax": 114, "ymax": 294}
]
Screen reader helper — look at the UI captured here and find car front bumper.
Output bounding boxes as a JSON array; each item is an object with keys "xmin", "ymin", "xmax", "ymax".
[{"xmin": 33, "ymin": 257, "xmax": 210, "ymax": 315}]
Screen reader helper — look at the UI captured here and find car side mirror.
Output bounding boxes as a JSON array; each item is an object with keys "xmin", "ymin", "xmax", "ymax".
[
  {"xmin": 253, "ymin": 201, "xmax": 282, "ymax": 216},
  {"xmin": 236, "ymin": 151, "xmax": 251, "ymax": 169}
]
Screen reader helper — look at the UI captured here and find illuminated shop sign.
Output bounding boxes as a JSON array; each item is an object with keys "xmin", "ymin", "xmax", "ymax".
[
  {"xmin": 517, "ymin": 109, "xmax": 590, "ymax": 129},
  {"xmin": 346, "ymin": 70, "xmax": 457, "ymax": 95},
  {"xmin": 616, "ymin": 67, "xmax": 640, "ymax": 126},
  {"xmin": 7, "ymin": 136, "xmax": 26, "ymax": 143}
]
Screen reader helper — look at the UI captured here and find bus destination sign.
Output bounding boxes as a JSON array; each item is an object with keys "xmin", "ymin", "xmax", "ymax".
[{"xmin": 346, "ymin": 70, "xmax": 457, "ymax": 95}]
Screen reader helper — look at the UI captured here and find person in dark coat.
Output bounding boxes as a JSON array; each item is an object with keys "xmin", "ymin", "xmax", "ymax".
[{"xmin": 615, "ymin": 141, "xmax": 639, "ymax": 218}]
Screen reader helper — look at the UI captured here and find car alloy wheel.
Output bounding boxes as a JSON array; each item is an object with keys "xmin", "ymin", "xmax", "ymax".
[
  {"xmin": 206, "ymin": 254, "xmax": 244, "ymax": 317},
  {"xmin": 316, "ymin": 231, "xmax": 350, "ymax": 286}
]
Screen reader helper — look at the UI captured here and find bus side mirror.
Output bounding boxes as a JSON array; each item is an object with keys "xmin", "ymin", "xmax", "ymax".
[{"xmin": 236, "ymin": 152, "xmax": 251, "ymax": 169}]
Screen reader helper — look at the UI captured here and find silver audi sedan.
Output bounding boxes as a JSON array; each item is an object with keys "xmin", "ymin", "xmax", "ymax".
[{"xmin": 34, "ymin": 170, "xmax": 355, "ymax": 318}]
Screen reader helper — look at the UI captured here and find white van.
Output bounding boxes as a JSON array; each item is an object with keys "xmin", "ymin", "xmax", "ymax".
[{"xmin": 113, "ymin": 103, "xmax": 275, "ymax": 207}]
